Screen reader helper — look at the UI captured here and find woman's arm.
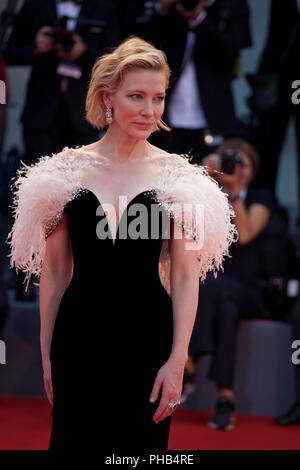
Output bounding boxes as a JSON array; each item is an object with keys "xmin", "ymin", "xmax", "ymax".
[
  {"xmin": 150, "ymin": 218, "xmax": 199, "ymax": 424},
  {"xmin": 39, "ymin": 212, "xmax": 73, "ymax": 405},
  {"xmin": 168, "ymin": 219, "xmax": 200, "ymax": 364}
]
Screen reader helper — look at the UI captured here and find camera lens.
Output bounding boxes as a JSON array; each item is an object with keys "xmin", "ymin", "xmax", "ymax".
[{"xmin": 218, "ymin": 148, "xmax": 244, "ymax": 175}]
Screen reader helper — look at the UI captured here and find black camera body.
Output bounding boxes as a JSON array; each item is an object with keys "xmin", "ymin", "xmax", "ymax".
[
  {"xmin": 179, "ymin": 0, "xmax": 200, "ymax": 11},
  {"xmin": 46, "ymin": 16, "xmax": 74, "ymax": 53},
  {"xmin": 46, "ymin": 16, "xmax": 106, "ymax": 53},
  {"xmin": 217, "ymin": 148, "xmax": 244, "ymax": 175}
]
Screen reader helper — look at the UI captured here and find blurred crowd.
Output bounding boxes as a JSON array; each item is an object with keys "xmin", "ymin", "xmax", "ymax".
[{"xmin": 0, "ymin": 0, "xmax": 300, "ymax": 432}]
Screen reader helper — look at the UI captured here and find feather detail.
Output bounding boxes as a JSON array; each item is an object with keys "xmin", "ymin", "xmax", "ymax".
[
  {"xmin": 155, "ymin": 153, "xmax": 238, "ymax": 296},
  {"xmin": 6, "ymin": 147, "xmax": 237, "ymax": 296},
  {"xmin": 6, "ymin": 146, "xmax": 105, "ymax": 292}
]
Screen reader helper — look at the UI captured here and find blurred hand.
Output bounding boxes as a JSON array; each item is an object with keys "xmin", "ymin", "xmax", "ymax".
[
  {"xmin": 202, "ymin": 153, "xmax": 221, "ymax": 178},
  {"xmin": 176, "ymin": 1, "xmax": 206, "ymax": 20},
  {"xmin": 218, "ymin": 164, "xmax": 244, "ymax": 195},
  {"xmin": 159, "ymin": 0, "xmax": 177, "ymax": 14},
  {"xmin": 55, "ymin": 34, "xmax": 87, "ymax": 61},
  {"xmin": 34, "ymin": 26, "xmax": 55, "ymax": 56},
  {"xmin": 42, "ymin": 356, "xmax": 53, "ymax": 406},
  {"xmin": 202, "ymin": 153, "xmax": 245, "ymax": 194}
]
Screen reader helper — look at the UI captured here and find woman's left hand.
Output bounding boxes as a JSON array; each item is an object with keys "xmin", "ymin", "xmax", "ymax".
[{"xmin": 149, "ymin": 356, "xmax": 185, "ymax": 424}]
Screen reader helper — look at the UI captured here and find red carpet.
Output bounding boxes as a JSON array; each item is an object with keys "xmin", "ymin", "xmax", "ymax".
[
  {"xmin": 0, "ymin": 396, "xmax": 299, "ymax": 450},
  {"xmin": 0, "ymin": 396, "xmax": 52, "ymax": 450},
  {"xmin": 168, "ymin": 409, "xmax": 300, "ymax": 450}
]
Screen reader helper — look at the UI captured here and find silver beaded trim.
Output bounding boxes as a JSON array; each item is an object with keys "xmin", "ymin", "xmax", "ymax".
[{"xmin": 45, "ymin": 211, "xmax": 64, "ymax": 239}]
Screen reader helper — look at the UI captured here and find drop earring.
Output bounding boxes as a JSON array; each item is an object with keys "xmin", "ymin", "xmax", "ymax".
[{"xmin": 106, "ymin": 103, "xmax": 113, "ymax": 125}]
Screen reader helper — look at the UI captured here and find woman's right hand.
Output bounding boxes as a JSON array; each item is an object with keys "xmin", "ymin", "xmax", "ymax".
[{"xmin": 42, "ymin": 356, "xmax": 53, "ymax": 406}]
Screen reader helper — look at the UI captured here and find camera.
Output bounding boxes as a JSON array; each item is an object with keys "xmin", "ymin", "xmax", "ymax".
[
  {"xmin": 179, "ymin": 0, "xmax": 200, "ymax": 11},
  {"xmin": 46, "ymin": 16, "xmax": 74, "ymax": 53},
  {"xmin": 46, "ymin": 16, "xmax": 106, "ymax": 53},
  {"xmin": 217, "ymin": 148, "xmax": 244, "ymax": 175}
]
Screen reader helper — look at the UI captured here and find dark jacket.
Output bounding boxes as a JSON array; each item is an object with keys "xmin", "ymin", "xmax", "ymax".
[
  {"xmin": 148, "ymin": 0, "xmax": 251, "ymax": 136},
  {"xmin": 258, "ymin": 0, "xmax": 300, "ymax": 80},
  {"xmin": 4, "ymin": 0, "xmax": 119, "ymax": 133}
]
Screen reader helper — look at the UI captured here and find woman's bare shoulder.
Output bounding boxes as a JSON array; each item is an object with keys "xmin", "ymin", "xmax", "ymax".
[
  {"xmin": 148, "ymin": 143, "xmax": 186, "ymax": 162},
  {"xmin": 150, "ymin": 148, "xmax": 191, "ymax": 169},
  {"xmin": 71, "ymin": 143, "xmax": 102, "ymax": 157},
  {"xmin": 72, "ymin": 142, "xmax": 98, "ymax": 154},
  {"xmin": 68, "ymin": 143, "xmax": 110, "ymax": 165},
  {"xmin": 70, "ymin": 142, "xmax": 187, "ymax": 168}
]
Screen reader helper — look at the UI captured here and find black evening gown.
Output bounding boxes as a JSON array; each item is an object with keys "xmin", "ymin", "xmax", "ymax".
[{"xmin": 48, "ymin": 188, "xmax": 174, "ymax": 454}]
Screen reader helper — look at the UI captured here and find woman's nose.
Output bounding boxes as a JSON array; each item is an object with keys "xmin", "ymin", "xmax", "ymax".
[{"xmin": 141, "ymin": 101, "xmax": 154, "ymax": 116}]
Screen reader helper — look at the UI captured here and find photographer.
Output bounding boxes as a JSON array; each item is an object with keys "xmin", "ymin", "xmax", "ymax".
[
  {"xmin": 184, "ymin": 138, "xmax": 273, "ymax": 430},
  {"xmin": 3, "ymin": 0, "xmax": 119, "ymax": 166},
  {"xmin": 3, "ymin": 0, "xmax": 119, "ymax": 300},
  {"xmin": 148, "ymin": 0, "xmax": 251, "ymax": 164},
  {"xmin": 247, "ymin": 0, "xmax": 300, "ymax": 221}
]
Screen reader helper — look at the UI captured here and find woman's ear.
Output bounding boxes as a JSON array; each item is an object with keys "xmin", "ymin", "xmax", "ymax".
[{"xmin": 102, "ymin": 92, "xmax": 112, "ymax": 109}]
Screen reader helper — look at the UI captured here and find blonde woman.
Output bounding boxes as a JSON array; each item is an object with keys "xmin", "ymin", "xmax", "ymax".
[{"xmin": 7, "ymin": 37, "xmax": 236, "ymax": 453}]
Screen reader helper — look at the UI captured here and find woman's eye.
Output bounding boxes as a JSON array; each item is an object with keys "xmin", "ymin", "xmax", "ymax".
[{"xmin": 129, "ymin": 95, "xmax": 165, "ymax": 101}]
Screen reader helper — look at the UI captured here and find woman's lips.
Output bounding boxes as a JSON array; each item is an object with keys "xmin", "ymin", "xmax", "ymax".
[{"xmin": 134, "ymin": 122, "xmax": 154, "ymax": 127}]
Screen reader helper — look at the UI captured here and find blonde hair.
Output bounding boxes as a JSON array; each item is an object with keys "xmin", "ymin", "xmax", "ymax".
[{"xmin": 86, "ymin": 36, "xmax": 171, "ymax": 133}]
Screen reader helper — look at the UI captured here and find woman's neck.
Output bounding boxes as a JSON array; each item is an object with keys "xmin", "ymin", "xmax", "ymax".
[{"xmin": 97, "ymin": 126, "xmax": 151, "ymax": 164}]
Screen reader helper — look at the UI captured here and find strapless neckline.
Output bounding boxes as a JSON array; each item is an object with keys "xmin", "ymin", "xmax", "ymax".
[{"xmin": 80, "ymin": 188, "xmax": 158, "ymax": 247}]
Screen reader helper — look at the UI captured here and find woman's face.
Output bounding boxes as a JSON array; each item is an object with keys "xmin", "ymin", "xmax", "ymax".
[{"xmin": 105, "ymin": 69, "xmax": 167, "ymax": 140}]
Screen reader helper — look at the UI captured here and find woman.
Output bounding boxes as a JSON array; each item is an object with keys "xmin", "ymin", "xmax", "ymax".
[
  {"xmin": 7, "ymin": 37, "xmax": 236, "ymax": 453},
  {"xmin": 184, "ymin": 138, "xmax": 274, "ymax": 430}
]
